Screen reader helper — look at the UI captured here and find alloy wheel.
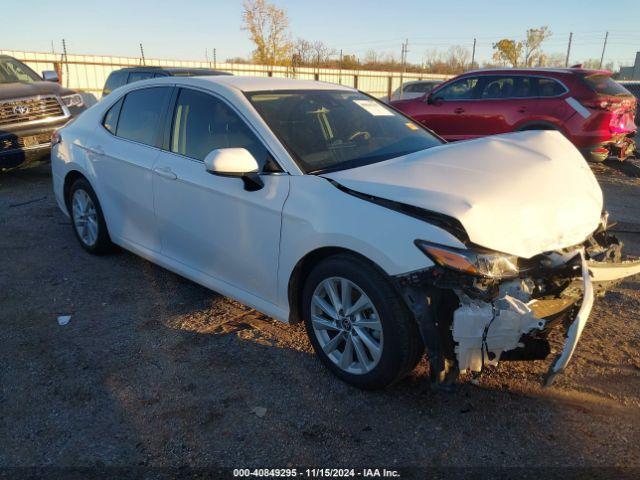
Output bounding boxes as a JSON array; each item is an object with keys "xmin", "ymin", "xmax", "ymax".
[
  {"xmin": 310, "ymin": 276, "xmax": 383, "ymax": 374},
  {"xmin": 72, "ymin": 189, "xmax": 99, "ymax": 247}
]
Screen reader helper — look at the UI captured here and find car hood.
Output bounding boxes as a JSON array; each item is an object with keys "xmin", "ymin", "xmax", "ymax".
[
  {"xmin": 322, "ymin": 131, "xmax": 603, "ymax": 259},
  {"xmin": 0, "ymin": 81, "xmax": 75, "ymax": 101}
]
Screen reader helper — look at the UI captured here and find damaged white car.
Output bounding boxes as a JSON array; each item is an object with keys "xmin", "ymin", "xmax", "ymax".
[{"xmin": 51, "ymin": 76, "xmax": 640, "ymax": 390}]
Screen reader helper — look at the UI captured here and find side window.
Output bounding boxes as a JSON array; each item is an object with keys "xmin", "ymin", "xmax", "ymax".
[
  {"xmin": 103, "ymin": 70, "xmax": 127, "ymax": 96},
  {"xmin": 116, "ymin": 87, "xmax": 171, "ymax": 146},
  {"xmin": 127, "ymin": 71, "xmax": 154, "ymax": 84},
  {"xmin": 102, "ymin": 98, "xmax": 123, "ymax": 134},
  {"xmin": 513, "ymin": 77, "xmax": 535, "ymax": 97},
  {"xmin": 536, "ymin": 78, "xmax": 565, "ymax": 97},
  {"xmin": 170, "ymin": 88, "xmax": 272, "ymax": 169},
  {"xmin": 436, "ymin": 77, "xmax": 479, "ymax": 100},
  {"xmin": 480, "ymin": 77, "xmax": 515, "ymax": 99}
]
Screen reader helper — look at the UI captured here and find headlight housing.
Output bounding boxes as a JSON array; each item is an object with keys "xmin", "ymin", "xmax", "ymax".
[
  {"xmin": 415, "ymin": 240, "xmax": 520, "ymax": 279},
  {"xmin": 61, "ymin": 93, "xmax": 84, "ymax": 108}
]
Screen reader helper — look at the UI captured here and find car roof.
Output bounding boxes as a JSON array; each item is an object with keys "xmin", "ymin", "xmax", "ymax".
[
  {"xmin": 402, "ymin": 79, "xmax": 442, "ymax": 85},
  {"xmin": 461, "ymin": 67, "xmax": 611, "ymax": 76},
  {"xmin": 115, "ymin": 66, "xmax": 230, "ymax": 75},
  {"xmin": 174, "ymin": 75, "xmax": 355, "ymax": 93}
]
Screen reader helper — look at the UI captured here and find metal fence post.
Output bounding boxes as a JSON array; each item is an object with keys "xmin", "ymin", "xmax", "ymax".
[
  {"xmin": 354, "ymin": 75, "xmax": 358, "ymax": 90},
  {"xmin": 387, "ymin": 76, "xmax": 393, "ymax": 101}
]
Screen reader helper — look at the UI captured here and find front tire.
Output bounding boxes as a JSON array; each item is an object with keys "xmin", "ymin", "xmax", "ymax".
[
  {"xmin": 302, "ymin": 254, "xmax": 424, "ymax": 389},
  {"xmin": 68, "ymin": 178, "xmax": 113, "ymax": 254}
]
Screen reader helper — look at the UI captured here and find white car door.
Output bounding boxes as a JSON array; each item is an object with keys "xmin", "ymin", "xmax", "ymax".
[
  {"xmin": 92, "ymin": 86, "xmax": 173, "ymax": 252},
  {"xmin": 152, "ymin": 87, "xmax": 290, "ymax": 304}
]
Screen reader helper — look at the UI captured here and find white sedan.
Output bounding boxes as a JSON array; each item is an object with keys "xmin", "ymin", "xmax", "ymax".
[{"xmin": 51, "ymin": 76, "xmax": 640, "ymax": 391}]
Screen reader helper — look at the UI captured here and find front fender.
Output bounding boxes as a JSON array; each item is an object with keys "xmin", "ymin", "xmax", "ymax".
[{"xmin": 277, "ymin": 176, "xmax": 466, "ymax": 308}]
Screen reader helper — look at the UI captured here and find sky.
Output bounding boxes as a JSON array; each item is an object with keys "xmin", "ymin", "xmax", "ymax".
[{"xmin": 3, "ymin": 0, "xmax": 640, "ymax": 68}]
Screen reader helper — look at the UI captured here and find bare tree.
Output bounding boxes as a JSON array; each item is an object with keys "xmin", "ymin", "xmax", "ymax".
[
  {"xmin": 524, "ymin": 27, "xmax": 552, "ymax": 66},
  {"xmin": 242, "ymin": 0, "xmax": 292, "ymax": 65},
  {"xmin": 311, "ymin": 41, "xmax": 336, "ymax": 66}
]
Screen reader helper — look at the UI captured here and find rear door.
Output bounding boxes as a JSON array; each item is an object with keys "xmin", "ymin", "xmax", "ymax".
[
  {"xmin": 529, "ymin": 76, "xmax": 574, "ymax": 122},
  {"xmin": 473, "ymin": 75, "xmax": 539, "ymax": 135},
  {"xmin": 417, "ymin": 76, "xmax": 482, "ymax": 140},
  {"xmin": 152, "ymin": 87, "xmax": 289, "ymax": 303},
  {"xmin": 90, "ymin": 86, "xmax": 173, "ymax": 251}
]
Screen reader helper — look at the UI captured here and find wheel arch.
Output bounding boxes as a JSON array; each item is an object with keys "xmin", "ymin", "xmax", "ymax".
[
  {"xmin": 63, "ymin": 169, "xmax": 89, "ymax": 212},
  {"xmin": 287, "ymin": 246, "xmax": 390, "ymax": 324},
  {"xmin": 516, "ymin": 120, "xmax": 564, "ymax": 134}
]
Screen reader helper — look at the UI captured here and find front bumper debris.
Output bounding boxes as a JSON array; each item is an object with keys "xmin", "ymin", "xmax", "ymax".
[{"xmin": 395, "ymin": 225, "xmax": 640, "ymax": 390}]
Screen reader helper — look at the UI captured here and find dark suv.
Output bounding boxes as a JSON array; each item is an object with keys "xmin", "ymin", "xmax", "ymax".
[
  {"xmin": 102, "ymin": 66, "xmax": 231, "ymax": 96},
  {"xmin": 0, "ymin": 55, "xmax": 86, "ymax": 171},
  {"xmin": 392, "ymin": 67, "xmax": 637, "ymax": 162}
]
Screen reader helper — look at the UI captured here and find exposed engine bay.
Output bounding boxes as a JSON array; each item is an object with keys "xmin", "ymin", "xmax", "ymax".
[{"xmin": 395, "ymin": 214, "xmax": 640, "ymax": 390}]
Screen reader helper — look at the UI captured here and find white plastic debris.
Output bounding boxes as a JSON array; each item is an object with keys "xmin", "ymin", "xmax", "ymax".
[
  {"xmin": 57, "ymin": 315, "xmax": 71, "ymax": 326},
  {"xmin": 251, "ymin": 406, "xmax": 267, "ymax": 418}
]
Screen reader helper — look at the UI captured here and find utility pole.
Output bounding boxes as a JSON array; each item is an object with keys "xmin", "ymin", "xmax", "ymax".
[
  {"xmin": 471, "ymin": 38, "xmax": 476, "ymax": 69},
  {"xmin": 599, "ymin": 31, "xmax": 609, "ymax": 69},
  {"xmin": 339, "ymin": 48, "xmax": 343, "ymax": 85},
  {"xmin": 139, "ymin": 43, "xmax": 146, "ymax": 65},
  {"xmin": 61, "ymin": 39, "xmax": 69, "ymax": 87},
  {"xmin": 564, "ymin": 32, "xmax": 573, "ymax": 67},
  {"xmin": 213, "ymin": 48, "xmax": 217, "ymax": 68},
  {"xmin": 399, "ymin": 39, "xmax": 408, "ymax": 99},
  {"xmin": 51, "ymin": 40, "xmax": 55, "ymax": 54}
]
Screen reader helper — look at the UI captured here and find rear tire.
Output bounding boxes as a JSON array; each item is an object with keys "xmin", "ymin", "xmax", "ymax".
[
  {"xmin": 68, "ymin": 178, "xmax": 114, "ymax": 255},
  {"xmin": 302, "ymin": 253, "xmax": 424, "ymax": 390}
]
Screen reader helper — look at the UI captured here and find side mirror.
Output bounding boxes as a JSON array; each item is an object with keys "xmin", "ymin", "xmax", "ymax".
[
  {"xmin": 42, "ymin": 70, "xmax": 59, "ymax": 83},
  {"xmin": 204, "ymin": 148, "xmax": 264, "ymax": 191}
]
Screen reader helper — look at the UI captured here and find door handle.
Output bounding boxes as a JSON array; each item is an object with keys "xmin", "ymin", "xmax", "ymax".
[
  {"xmin": 454, "ymin": 107, "xmax": 465, "ymax": 114},
  {"xmin": 153, "ymin": 166, "xmax": 177, "ymax": 180},
  {"xmin": 86, "ymin": 145, "xmax": 104, "ymax": 156},
  {"xmin": 517, "ymin": 107, "xmax": 527, "ymax": 113}
]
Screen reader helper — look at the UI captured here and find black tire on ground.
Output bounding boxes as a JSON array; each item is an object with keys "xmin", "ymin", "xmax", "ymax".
[
  {"xmin": 302, "ymin": 253, "xmax": 424, "ymax": 390},
  {"xmin": 67, "ymin": 177, "xmax": 114, "ymax": 255}
]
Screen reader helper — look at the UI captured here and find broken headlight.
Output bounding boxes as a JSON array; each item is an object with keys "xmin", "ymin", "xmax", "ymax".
[{"xmin": 415, "ymin": 240, "xmax": 520, "ymax": 279}]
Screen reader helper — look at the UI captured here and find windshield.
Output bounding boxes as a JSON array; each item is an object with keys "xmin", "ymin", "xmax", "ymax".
[
  {"xmin": 581, "ymin": 74, "xmax": 631, "ymax": 97},
  {"xmin": 246, "ymin": 90, "xmax": 442, "ymax": 173},
  {"xmin": 0, "ymin": 58, "xmax": 41, "ymax": 83}
]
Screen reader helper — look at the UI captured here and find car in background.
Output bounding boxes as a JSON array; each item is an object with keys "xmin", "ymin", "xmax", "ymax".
[
  {"xmin": 388, "ymin": 80, "xmax": 442, "ymax": 102},
  {"xmin": 619, "ymin": 81, "xmax": 640, "ymax": 128},
  {"xmin": 391, "ymin": 67, "xmax": 637, "ymax": 162},
  {"xmin": 102, "ymin": 66, "xmax": 232, "ymax": 96},
  {"xmin": 0, "ymin": 55, "xmax": 86, "ymax": 172},
  {"xmin": 51, "ymin": 76, "xmax": 640, "ymax": 391}
]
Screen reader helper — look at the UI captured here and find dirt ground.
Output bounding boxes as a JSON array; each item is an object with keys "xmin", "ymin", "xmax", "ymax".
[{"xmin": 1, "ymin": 162, "xmax": 639, "ymax": 475}]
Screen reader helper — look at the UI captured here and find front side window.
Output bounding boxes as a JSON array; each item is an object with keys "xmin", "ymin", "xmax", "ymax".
[
  {"xmin": 480, "ymin": 77, "xmax": 516, "ymax": 99},
  {"xmin": 0, "ymin": 58, "xmax": 41, "ymax": 83},
  {"xmin": 116, "ymin": 87, "xmax": 171, "ymax": 146},
  {"xmin": 435, "ymin": 77, "xmax": 479, "ymax": 100},
  {"xmin": 247, "ymin": 90, "xmax": 442, "ymax": 173},
  {"xmin": 171, "ymin": 88, "xmax": 270, "ymax": 166}
]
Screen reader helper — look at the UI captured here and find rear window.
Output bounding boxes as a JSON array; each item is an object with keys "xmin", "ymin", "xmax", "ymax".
[
  {"xmin": 581, "ymin": 74, "xmax": 631, "ymax": 96},
  {"xmin": 116, "ymin": 87, "xmax": 171, "ymax": 146},
  {"xmin": 103, "ymin": 70, "xmax": 127, "ymax": 96}
]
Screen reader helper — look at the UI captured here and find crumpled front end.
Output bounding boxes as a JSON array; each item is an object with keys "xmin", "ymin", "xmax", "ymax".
[{"xmin": 395, "ymin": 214, "xmax": 640, "ymax": 390}]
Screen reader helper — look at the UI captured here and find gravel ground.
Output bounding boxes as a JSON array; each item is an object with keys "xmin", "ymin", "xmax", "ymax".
[{"xmin": 0, "ymin": 163, "xmax": 639, "ymax": 474}]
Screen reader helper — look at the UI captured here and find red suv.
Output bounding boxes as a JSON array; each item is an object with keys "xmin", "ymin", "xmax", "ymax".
[{"xmin": 391, "ymin": 67, "xmax": 637, "ymax": 162}]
